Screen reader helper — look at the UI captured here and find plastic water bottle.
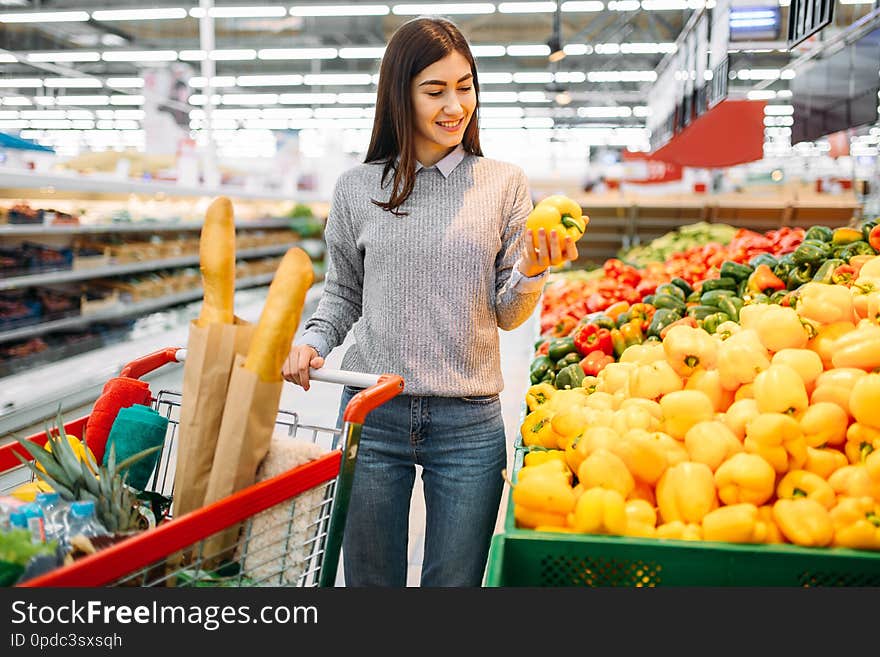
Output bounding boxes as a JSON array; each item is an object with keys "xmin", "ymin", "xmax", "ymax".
[
  {"xmin": 35, "ymin": 492, "xmax": 68, "ymax": 542},
  {"xmin": 61, "ymin": 501, "xmax": 109, "ymax": 548},
  {"xmin": 9, "ymin": 510, "xmax": 27, "ymax": 531},
  {"xmin": 20, "ymin": 503, "xmax": 46, "ymax": 544}
]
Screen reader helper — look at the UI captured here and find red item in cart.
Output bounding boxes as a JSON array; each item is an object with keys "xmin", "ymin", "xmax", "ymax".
[{"xmin": 83, "ymin": 377, "xmax": 151, "ymax": 462}]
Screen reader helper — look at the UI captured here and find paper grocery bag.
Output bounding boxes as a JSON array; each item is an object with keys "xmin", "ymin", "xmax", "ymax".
[
  {"xmin": 172, "ymin": 317, "xmax": 254, "ymax": 519},
  {"xmin": 200, "ymin": 355, "xmax": 284, "ymax": 566}
]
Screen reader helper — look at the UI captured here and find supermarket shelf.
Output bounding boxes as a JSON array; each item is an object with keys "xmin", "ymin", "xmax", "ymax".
[
  {"xmin": 0, "ymin": 281, "xmax": 326, "ymax": 438},
  {"xmin": 0, "ymin": 169, "xmax": 320, "ymax": 203},
  {"xmin": 0, "ymin": 273, "xmax": 278, "ymax": 345},
  {"xmin": 0, "ymin": 218, "xmax": 294, "ymax": 236},
  {"xmin": 0, "ymin": 239, "xmax": 323, "ymax": 291}
]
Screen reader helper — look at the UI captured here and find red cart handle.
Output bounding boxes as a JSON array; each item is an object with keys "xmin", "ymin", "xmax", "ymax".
[
  {"xmin": 119, "ymin": 347, "xmax": 186, "ymax": 379},
  {"xmin": 343, "ymin": 374, "xmax": 405, "ymax": 424}
]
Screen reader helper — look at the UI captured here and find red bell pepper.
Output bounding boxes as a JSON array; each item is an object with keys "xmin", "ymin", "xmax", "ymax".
[
  {"xmin": 868, "ymin": 225, "xmax": 880, "ymax": 252},
  {"xmin": 536, "ymin": 340, "xmax": 550, "ymax": 356},
  {"xmin": 574, "ymin": 324, "xmax": 613, "ymax": 356},
  {"xmin": 831, "ymin": 265, "xmax": 857, "ymax": 286},
  {"xmin": 659, "ymin": 315, "xmax": 698, "ymax": 340},
  {"xmin": 580, "ymin": 350, "xmax": 615, "ymax": 376}
]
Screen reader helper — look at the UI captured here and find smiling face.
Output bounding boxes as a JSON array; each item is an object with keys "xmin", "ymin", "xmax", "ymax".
[{"xmin": 410, "ymin": 51, "xmax": 477, "ymax": 168}]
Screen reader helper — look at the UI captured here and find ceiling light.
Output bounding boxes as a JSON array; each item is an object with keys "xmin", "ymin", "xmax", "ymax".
[
  {"xmin": 337, "ymin": 93, "xmax": 377, "ymax": 104},
  {"xmin": 189, "ymin": 76, "xmax": 237, "ymax": 88},
  {"xmin": 304, "ymin": 74, "xmax": 373, "ymax": 85},
  {"xmin": 555, "ymin": 71, "xmax": 586, "ymax": 82},
  {"xmin": 499, "ymin": 2, "xmax": 556, "ymax": 12},
  {"xmin": 290, "ymin": 4, "xmax": 390, "ymax": 16},
  {"xmin": 514, "ymin": 72, "xmax": 554, "ymax": 83},
  {"xmin": 480, "ymin": 72, "xmax": 514, "ymax": 84},
  {"xmin": 222, "ymin": 94, "xmax": 279, "ymax": 105},
  {"xmin": 44, "ymin": 78, "xmax": 103, "ymax": 88},
  {"xmin": 508, "ymin": 45, "xmax": 551, "ymax": 56},
  {"xmin": 237, "ymin": 75, "xmax": 304, "ymax": 87},
  {"xmin": 607, "ymin": 0, "xmax": 640, "ymax": 9},
  {"xmin": 110, "ymin": 95, "xmax": 144, "ymax": 105},
  {"xmin": 641, "ymin": 0, "xmax": 690, "ymax": 9},
  {"xmin": 92, "ymin": 8, "xmax": 187, "ymax": 20},
  {"xmin": 190, "ymin": 6, "xmax": 288, "ymax": 17},
  {"xmin": 2, "ymin": 96, "xmax": 31, "ymax": 105},
  {"xmin": 392, "ymin": 4, "xmax": 495, "ymax": 15},
  {"xmin": 55, "ymin": 96, "xmax": 110, "ymax": 106},
  {"xmin": 471, "ymin": 45, "xmax": 507, "ymax": 57},
  {"xmin": 481, "ymin": 91, "xmax": 519, "ymax": 102},
  {"xmin": 107, "ymin": 78, "xmax": 145, "ymax": 88},
  {"xmin": 211, "ymin": 49, "xmax": 257, "ymax": 61},
  {"xmin": 747, "ymin": 90, "xmax": 777, "ymax": 100},
  {"xmin": 28, "ymin": 52, "xmax": 100, "ymax": 63},
  {"xmin": 0, "ymin": 78, "xmax": 42, "ymax": 87},
  {"xmin": 564, "ymin": 44, "xmax": 592, "ymax": 55},
  {"xmin": 561, "ymin": 1, "xmax": 604, "ymax": 11},
  {"xmin": 258, "ymin": 48, "xmax": 338, "ymax": 60},
  {"xmin": 102, "ymin": 51, "xmax": 177, "ymax": 62},
  {"xmin": 33, "ymin": 97, "xmax": 55, "ymax": 106},
  {"xmin": 0, "ymin": 11, "xmax": 88, "ymax": 22},
  {"xmin": 279, "ymin": 93, "xmax": 338, "ymax": 104},
  {"xmin": 518, "ymin": 91, "xmax": 551, "ymax": 102},
  {"xmin": 339, "ymin": 47, "xmax": 386, "ymax": 59},
  {"xmin": 179, "ymin": 50, "xmax": 206, "ymax": 61}
]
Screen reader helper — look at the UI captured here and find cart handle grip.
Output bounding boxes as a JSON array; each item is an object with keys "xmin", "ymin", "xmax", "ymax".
[
  {"xmin": 119, "ymin": 348, "xmax": 186, "ymax": 379},
  {"xmin": 306, "ymin": 368, "xmax": 405, "ymax": 425}
]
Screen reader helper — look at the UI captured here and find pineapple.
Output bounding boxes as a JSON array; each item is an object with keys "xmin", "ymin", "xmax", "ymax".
[{"xmin": 14, "ymin": 410, "xmax": 162, "ymax": 534}]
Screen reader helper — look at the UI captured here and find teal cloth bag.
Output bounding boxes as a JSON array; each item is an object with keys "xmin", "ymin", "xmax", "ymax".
[{"xmin": 102, "ymin": 404, "xmax": 168, "ymax": 491}]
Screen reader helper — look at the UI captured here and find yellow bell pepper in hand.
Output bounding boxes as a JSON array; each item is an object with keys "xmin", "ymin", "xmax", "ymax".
[
  {"xmin": 521, "ymin": 406, "xmax": 562, "ymax": 449},
  {"xmin": 663, "ymin": 325, "xmax": 719, "ymax": 377},
  {"xmin": 623, "ymin": 499, "xmax": 657, "ymax": 538},
  {"xmin": 684, "ymin": 420, "xmax": 743, "ymax": 472},
  {"xmin": 804, "ymin": 446, "xmax": 849, "ymax": 480},
  {"xmin": 739, "ymin": 303, "xmax": 810, "ymax": 352},
  {"xmin": 628, "ymin": 360, "xmax": 683, "ymax": 401},
  {"xmin": 828, "ymin": 463, "xmax": 880, "ymax": 501},
  {"xmin": 532, "ymin": 194, "xmax": 589, "ymax": 241},
  {"xmin": 772, "ymin": 498, "xmax": 834, "ymax": 547},
  {"xmin": 702, "ymin": 503, "xmax": 769, "ymax": 544},
  {"xmin": 612, "ymin": 428, "xmax": 669, "ymax": 485},
  {"xmin": 776, "ymin": 469, "xmax": 836, "ymax": 509},
  {"xmin": 744, "ymin": 412, "xmax": 807, "ymax": 474},
  {"xmin": 753, "ymin": 364, "xmax": 809, "ymax": 416},
  {"xmin": 656, "ymin": 520, "xmax": 703, "ymax": 541},
  {"xmin": 799, "ymin": 402, "xmax": 848, "ymax": 448},
  {"xmin": 578, "ymin": 448, "xmax": 635, "ymax": 498},
  {"xmin": 831, "ymin": 321, "xmax": 880, "ymax": 371},
  {"xmin": 656, "ymin": 461, "xmax": 718, "ymax": 524},
  {"xmin": 844, "ymin": 422, "xmax": 880, "ymax": 464},
  {"xmin": 659, "ymin": 390, "xmax": 716, "ymax": 440},
  {"xmin": 714, "ymin": 452, "xmax": 777, "ymax": 506},
  {"xmin": 569, "ymin": 487, "xmax": 627, "ymax": 535},
  {"xmin": 830, "ymin": 496, "xmax": 880, "ymax": 550},
  {"xmin": 723, "ymin": 398, "xmax": 760, "ymax": 441},
  {"xmin": 850, "ymin": 373, "xmax": 880, "ymax": 430},
  {"xmin": 526, "ymin": 382, "xmax": 556, "ymax": 412},
  {"xmin": 771, "ymin": 349, "xmax": 824, "ymax": 394},
  {"xmin": 806, "ymin": 321, "xmax": 856, "ymax": 369},
  {"xmin": 795, "ymin": 282, "xmax": 856, "ymax": 325},
  {"xmin": 716, "ymin": 329, "xmax": 771, "ymax": 392}
]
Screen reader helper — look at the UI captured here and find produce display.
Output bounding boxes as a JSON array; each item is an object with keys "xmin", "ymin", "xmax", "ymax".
[{"xmin": 515, "ymin": 216, "xmax": 880, "ymax": 553}]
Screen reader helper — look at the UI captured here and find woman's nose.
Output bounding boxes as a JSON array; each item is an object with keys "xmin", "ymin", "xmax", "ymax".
[{"xmin": 444, "ymin": 95, "xmax": 462, "ymax": 114}]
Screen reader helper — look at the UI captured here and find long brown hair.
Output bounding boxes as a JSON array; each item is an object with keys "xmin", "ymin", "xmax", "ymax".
[{"xmin": 366, "ymin": 17, "xmax": 483, "ymax": 216}]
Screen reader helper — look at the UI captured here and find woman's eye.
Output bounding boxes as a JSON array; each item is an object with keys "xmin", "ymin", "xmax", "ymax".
[
  {"xmin": 458, "ymin": 86, "xmax": 472, "ymax": 92},
  {"xmin": 427, "ymin": 91, "xmax": 443, "ymax": 97}
]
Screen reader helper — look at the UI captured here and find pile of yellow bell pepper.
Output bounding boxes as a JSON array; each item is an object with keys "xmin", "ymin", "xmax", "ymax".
[{"xmin": 515, "ymin": 258, "xmax": 880, "ymax": 550}]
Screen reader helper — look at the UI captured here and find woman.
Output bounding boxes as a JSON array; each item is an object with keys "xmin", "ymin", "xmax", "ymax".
[{"xmin": 283, "ymin": 16, "xmax": 579, "ymax": 587}]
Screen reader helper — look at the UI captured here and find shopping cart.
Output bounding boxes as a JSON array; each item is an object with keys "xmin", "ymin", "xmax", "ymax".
[{"xmin": 0, "ymin": 347, "xmax": 404, "ymax": 588}]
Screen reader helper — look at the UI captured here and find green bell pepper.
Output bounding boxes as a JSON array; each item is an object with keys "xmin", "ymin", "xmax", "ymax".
[
  {"xmin": 584, "ymin": 313, "xmax": 616, "ymax": 330},
  {"xmin": 701, "ymin": 277, "xmax": 738, "ymax": 292},
  {"xmin": 861, "ymin": 220, "xmax": 878, "ymax": 244},
  {"xmin": 686, "ymin": 305, "xmax": 720, "ymax": 320},
  {"xmin": 646, "ymin": 308, "xmax": 681, "ymax": 339},
  {"xmin": 839, "ymin": 240, "xmax": 876, "ymax": 260},
  {"xmin": 652, "ymin": 293, "xmax": 687, "ymax": 314},
  {"xmin": 787, "ymin": 262, "xmax": 814, "ymax": 290},
  {"xmin": 717, "ymin": 295, "xmax": 743, "ymax": 322},
  {"xmin": 641, "ymin": 294, "xmax": 655, "ymax": 306},
  {"xmin": 811, "ymin": 258, "xmax": 845, "ymax": 284},
  {"xmin": 616, "ymin": 311, "xmax": 633, "ymax": 328},
  {"xmin": 547, "ymin": 337, "xmax": 577, "ymax": 362},
  {"xmin": 720, "ymin": 261, "xmax": 754, "ymax": 282},
  {"xmin": 686, "ymin": 290, "xmax": 702, "ymax": 304},
  {"xmin": 792, "ymin": 242, "xmax": 828, "ymax": 267},
  {"xmin": 655, "ymin": 283, "xmax": 686, "ymax": 301},
  {"xmin": 670, "ymin": 277, "xmax": 694, "ymax": 297},
  {"xmin": 749, "ymin": 253, "xmax": 778, "ymax": 269},
  {"xmin": 555, "ymin": 351, "xmax": 582, "ymax": 371},
  {"xmin": 700, "ymin": 311, "xmax": 730, "ymax": 334},
  {"xmin": 749, "ymin": 293, "xmax": 771, "ymax": 304},
  {"xmin": 769, "ymin": 289, "xmax": 789, "ymax": 304},
  {"xmin": 804, "ymin": 225, "xmax": 833, "ymax": 242},
  {"xmin": 529, "ymin": 355, "xmax": 554, "ymax": 384},
  {"xmin": 700, "ymin": 289, "xmax": 735, "ymax": 307},
  {"xmin": 555, "ymin": 363, "xmax": 585, "ymax": 390}
]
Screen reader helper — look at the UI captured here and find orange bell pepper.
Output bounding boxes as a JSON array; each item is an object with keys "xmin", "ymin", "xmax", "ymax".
[
  {"xmin": 772, "ymin": 498, "xmax": 834, "ymax": 547},
  {"xmin": 714, "ymin": 452, "xmax": 777, "ymax": 506},
  {"xmin": 744, "ymin": 412, "xmax": 807, "ymax": 474},
  {"xmin": 831, "ymin": 321, "xmax": 880, "ymax": 371},
  {"xmin": 656, "ymin": 461, "xmax": 718, "ymax": 524},
  {"xmin": 776, "ymin": 469, "xmax": 836, "ymax": 509}
]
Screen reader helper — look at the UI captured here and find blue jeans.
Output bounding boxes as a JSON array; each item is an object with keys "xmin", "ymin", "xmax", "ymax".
[{"xmin": 335, "ymin": 386, "xmax": 507, "ymax": 587}]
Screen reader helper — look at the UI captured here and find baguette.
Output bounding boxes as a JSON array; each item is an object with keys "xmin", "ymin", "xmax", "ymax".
[
  {"xmin": 197, "ymin": 197, "xmax": 236, "ymax": 326},
  {"xmin": 245, "ymin": 247, "xmax": 314, "ymax": 381}
]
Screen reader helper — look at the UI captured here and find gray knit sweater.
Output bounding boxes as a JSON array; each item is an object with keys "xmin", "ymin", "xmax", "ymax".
[{"xmin": 299, "ymin": 150, "xmax": 546, "ymax": 397}]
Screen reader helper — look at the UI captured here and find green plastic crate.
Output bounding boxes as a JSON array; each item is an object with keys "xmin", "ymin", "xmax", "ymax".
[{"xmin": 486, "ymin": 417, "xmax": 880, "ymax": 587}]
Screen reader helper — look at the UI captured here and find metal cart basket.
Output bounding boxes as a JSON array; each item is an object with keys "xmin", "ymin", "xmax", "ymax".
[{"xmin": 0, "ymin": 347, "xmax": 404, "ymax": 588}]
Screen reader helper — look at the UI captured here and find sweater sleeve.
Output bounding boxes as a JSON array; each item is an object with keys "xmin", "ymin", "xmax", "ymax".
[
  {"xmin": 494, "ymin": 167, "xmax": 544, "ymax": 331},
  {"xmin": 298, "ymin": 178, "xmax": 364, "ymax": 358}
]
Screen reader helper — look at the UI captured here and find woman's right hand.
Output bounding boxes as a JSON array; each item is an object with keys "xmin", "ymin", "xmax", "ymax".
[{"xmin": 282, "ymin": 344, "xmax": 324, "ymax": 391}]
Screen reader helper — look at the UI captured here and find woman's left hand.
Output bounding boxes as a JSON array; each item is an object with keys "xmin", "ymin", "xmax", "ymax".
[{"xmin": 518, "ymin": 227, "xmax": 578, "ymax": 278}]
